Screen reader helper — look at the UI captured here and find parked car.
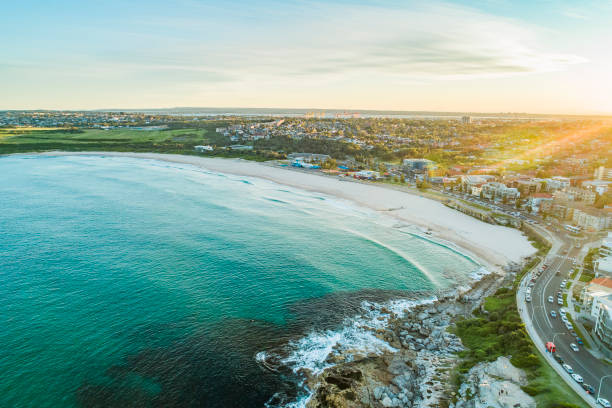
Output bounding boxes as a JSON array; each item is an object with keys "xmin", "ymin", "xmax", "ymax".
[
  {"xmin": 598, "ymin": 398, "xmax": 611, "ymax": 408},
  {"xmin": 563, "ymin": 364, "xmax": 573, "ymax": 374},
  {"xmin": 550, "ymin": 310, "xmax": 557, "ymax": 318},
  {"xmin": 565, "ymin": 322, "xmax": 573, "ymax": 330},
  {"xmin": 560, "ymin": 308, "xmax": 567, "ymax": 315},
  {"xmin": 571, "ymin": 373, "xmax": 583, "ymax": 383},
  {"xmin": 570, "ymin": 343, "xmax": 579, "ymax": 352},
  {"xmin": 558, "ymin": 298, "xmax": 564, "ymax": 305},
  {"xmin": 570, "ymin": 330, "xmax": 577, "ymax": 337},
  {"xmin": 582, "ymin": 384, "xmax": 595, "ymax": 394},
  {"xmin": 561, "ymin": 316, "xmax": 569, "ymax": 323},
  {"xmin": 576, "ymin": 337, "xmax": 584, "ymax": 345}
]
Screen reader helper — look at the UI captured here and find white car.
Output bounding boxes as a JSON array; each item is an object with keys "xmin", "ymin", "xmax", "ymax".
[
  {"xmin": 558, "ymin": 298, "xmax": 564, "ymax": 305},
  {"xmin": 570, "ymin": 343, "xmax": 579, "ymax": 352},
  {"xmin": 565, "ymin": 322, "xmax": 573, "ymax": 330},
  {"xmin": 561, "ymin": 316, "xmax": 569, "ymax": 323},
  {"xmin": 598, "ymin": 398, "xmax": 611, "ymax": 408},
  {"xmin": 559, "ymin": 308, "xmax": 567, "ymax": 316},
  {"xmin": 548, "ymin": 296, "xmax": 554, "ymax": 303},
  {"xmin": 563, "ymin": 364, "xmax": 573, "ymax": 374},
  {"xmin": 571, "ymin": 373, "xmax": 583, "ymax": 383},
  {"xmin": 526, "ymin": 295, "xmax": 532, "ymax": 302},
  {"xmin": 550, "ymin": 310, "xmax": 557, "ymax": 318}
]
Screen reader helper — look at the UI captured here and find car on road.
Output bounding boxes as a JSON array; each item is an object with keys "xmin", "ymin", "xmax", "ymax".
[
  {"xmin": 550, "ymin": 310, "xmax": 557, "ymax": 318},
  {"xmin": 554, "ymin": 354, "xmax": 564, "ymax": 364},
  {"xmin": 570, "ymin": 343, "xmax": 579, "ymax": 352},
  {"xmin": 526, "ymin": 295, "xmax": 531, "ymax": 302},
  {"xmin": 548, "ymin": 296, "xmax": 554, "ymax": 303},
  {"xmin": 571, "ymin": 373, "xmax": 583, "ymax": 383},
  {"xmin": 570, "ymin": 330, "xmax": 577, "ymax": 337},
  {"xmin": 562, "ymin": 364, "xmax": 573, "ymax": 374},
  {"xmin": 575, "ymin": 337, "xmax": 583, "ymax": 345},
  {"xmin": 598, "ymin": 398, "xmax": 611, "ymax": 408},
  {"xmin": 582, "ymin": 384, "xmax": 595, "ymax": 394}
]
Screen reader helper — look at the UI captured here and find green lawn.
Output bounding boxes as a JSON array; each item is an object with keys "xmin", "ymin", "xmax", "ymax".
[
  {"xmin": 579, "ymin": 272, "xmax": 595, "ymax": 283},
  {"xmin": 0, "ymin": 127, "xmax": 206, "ymax": 144}
]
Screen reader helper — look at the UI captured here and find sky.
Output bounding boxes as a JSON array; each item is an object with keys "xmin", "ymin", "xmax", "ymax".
[{"xmin": 2, "ymin": 0, "xmax": 611, "ymax": 114}]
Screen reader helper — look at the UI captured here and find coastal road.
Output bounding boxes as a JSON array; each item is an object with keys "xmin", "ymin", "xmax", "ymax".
[{"xmin": 521, "ymin": 239, "xmax": 612, "ymax": 406}]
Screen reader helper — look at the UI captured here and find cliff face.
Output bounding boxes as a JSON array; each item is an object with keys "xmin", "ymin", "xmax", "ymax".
[{"xmin": 305, "ymin": 273, "xmax": 505, "ymax": 408}]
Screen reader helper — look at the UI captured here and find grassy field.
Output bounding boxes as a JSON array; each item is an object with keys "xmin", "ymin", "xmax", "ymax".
[{"xmin": 0, "ymin": 125, "xmax": 287, "ymax": 163}]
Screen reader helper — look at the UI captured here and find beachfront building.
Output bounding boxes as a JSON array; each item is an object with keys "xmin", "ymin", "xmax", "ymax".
[
  {"xmin": 550, "ymin": 203, "xmax": 574, "ymax": 220},
  {"xmin": 579, "ymin": 278, "xmax": 612, "ymax": 358},
  {"xmin": 572, "ymin": 207, "xmax": 612, "ymax": 231},
  {"xmin": 515, "ymin": 179, "xmax": 542, "ymax": 196},
  {"xmin": 593, "ymin": 295, "xmax": 612, "ymax": 359},
  {"xmin": 287, "ymin": 153, "xmax": 331, "ymax": 163},
  {"xmin": 596, "ymin": 256, "xmax": 612, "ymax": 278},
  {"xmin": 461, "ymin": 175, "xmax": 495, "ymax": 194},
  {"xmin": 481, "ymin": 182, "xmax": 520, "ymax": 202},
  {"xmin": 528, "ymin": 193, "xmax": 553, "ymax": 214},
  {"xmin": 581, "ymin": 277, "xmax": 612, "ymax": 317},
  {"xmin": 601, "ymin": 233, "xmax": 612, "ymax": 257}
]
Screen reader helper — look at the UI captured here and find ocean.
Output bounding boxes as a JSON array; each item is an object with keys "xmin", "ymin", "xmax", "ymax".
[{"xmin": 0, "ymin": 155, "xmax": 481, "ymax": 407}]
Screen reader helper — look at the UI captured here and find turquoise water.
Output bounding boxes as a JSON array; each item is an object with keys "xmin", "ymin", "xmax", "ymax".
[{"xmin": 0, "ymin": 155, "xmax": 479, "ymax": 407}]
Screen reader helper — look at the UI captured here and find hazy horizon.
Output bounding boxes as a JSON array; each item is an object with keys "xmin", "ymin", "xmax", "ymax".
[{"xmin": 3, "ymin": 0, "xmax": 612, "ymax": 114}]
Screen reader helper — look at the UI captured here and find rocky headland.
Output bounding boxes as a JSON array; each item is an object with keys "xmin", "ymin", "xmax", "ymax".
[{"xmin": 303, "ymin": 267, "xmax": 533, "ymax": 408}]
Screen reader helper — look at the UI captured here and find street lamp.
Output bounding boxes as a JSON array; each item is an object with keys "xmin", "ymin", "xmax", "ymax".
[{"xmin": 597, "ymin": 374, "xmax": 612, "ymax": 401}]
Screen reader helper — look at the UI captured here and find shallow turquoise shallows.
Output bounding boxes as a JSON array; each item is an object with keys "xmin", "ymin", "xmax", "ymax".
[{"xmin": 0, "ymin": 155, "xmax": 479, "ymax": 407}]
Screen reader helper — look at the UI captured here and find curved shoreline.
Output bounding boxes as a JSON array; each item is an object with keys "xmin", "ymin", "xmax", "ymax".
[{"xmin": 17, "ymin": 151, "xmax": 535, "ymax": 273}]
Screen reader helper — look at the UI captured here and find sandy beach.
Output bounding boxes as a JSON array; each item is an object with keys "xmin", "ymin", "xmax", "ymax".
[{"xmin": 35, "ymin": 152, "xmax": 536, "ymax": 270}]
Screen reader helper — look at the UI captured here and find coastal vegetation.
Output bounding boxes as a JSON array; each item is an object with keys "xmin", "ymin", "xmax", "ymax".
[{"xmin": 451, "ymin": 233, "xmax": 584, "ymax": 408}]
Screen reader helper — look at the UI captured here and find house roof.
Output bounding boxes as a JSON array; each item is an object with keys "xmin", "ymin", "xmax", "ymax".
[{"xmin": 591, "ymin": 277, "xmax": 612, "ymax": 289}]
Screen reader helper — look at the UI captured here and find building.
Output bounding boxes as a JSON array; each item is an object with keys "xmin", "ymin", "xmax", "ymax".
[
  {"xmin": 597, "ymin": 256, "xmax": 612, "ymax": 278},
  {"xmin": 194, "ymin": 145, "xmax": 213, "ymax": 152},
  {"xmin": 287, "ymin": 153, "xmax": 331, "ymax": 163},
  {"xmin": 402, "ymin": 158, "xmax": 436, "ymax": 171},
  {"xmin": 528, "ymin": 193, "xmax": 553, "ymax": 213},
  {"xmin": 481, "ymin": 182, "xmax": 520, "ymax": 202},
  {"xmin": 581, "ymin": 277, "xmax": 612, "ymax": 318},
  {"xmin": 580, "ymin": 278, "xmax": 612, "ymax": 358},
  {"xmin": 594, "ymin": 295, "xmax": 612, "ymax": 359},
  {"xmin": 228, "ymin": 144, "xmax": 254, "ymax": 151},
  {"xmin": 461, "ymin": 116, "xmax": 471, "ymax": 124},
  {"xmin": 572, "ymin": 207, "xmax": 612, "ymax": 231},
  {"xmin": 461, "ymin": 175, "xmax": 495, "ymax": 193},
  {"xmin": 594, "ymin": 166, "xmax": 612, "ymax": 180},
  {"xmin": 545, "ymin": 176, "xmax": 571, "ymax": 191},
  {"xmin": 550, "ymin": 203, "xmax": 574, "ymax": 220},
  {"xmin": 515, "ymin": 179, "xmax": 542, "ymax": 195},
  {"xmin": 582, "ymin": 179, "xmax": 612, "ymax": 195},
  {"xmin": 601, "ymin": 233, "xmax": 612, "ymax": 257},
  {"xmin": 565, "ymin": 187, "xmax": 597, "ymax": 205}
]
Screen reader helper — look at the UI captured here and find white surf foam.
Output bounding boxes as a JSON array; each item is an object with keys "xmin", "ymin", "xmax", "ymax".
[{"xmin": 264, "ymin": 296, "xmax": 437, "ymax": 407}]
